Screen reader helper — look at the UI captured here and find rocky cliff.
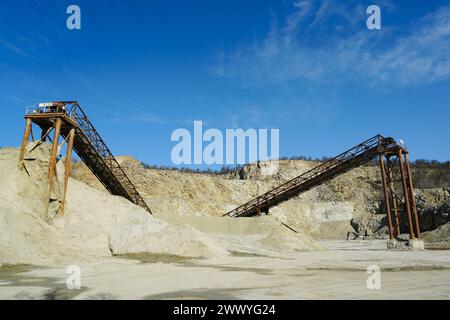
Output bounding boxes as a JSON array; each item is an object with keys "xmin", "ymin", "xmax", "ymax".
[{"xmin": 71, "ymin": 156, "xmax": 450, "ymax": 240}]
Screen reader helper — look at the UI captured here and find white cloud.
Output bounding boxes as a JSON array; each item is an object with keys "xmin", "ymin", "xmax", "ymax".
[
  {"xmin": 367, "ymin": 7, "xmax": 450, "ymax": 86},
  {"xmin": 283, "ymin": 0, "xmax": 312, "ymax": 34},
  {"xmin": 0, "ymin": 39, "xmax": 37, "ymax": 60},
  {"xmin": 216, "ymin": 3, "xmax": 450, "ymax": 88}
]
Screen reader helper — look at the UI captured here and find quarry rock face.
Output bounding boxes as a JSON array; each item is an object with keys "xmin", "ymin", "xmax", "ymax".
[
  {"xmin": 416, "ymin": 188, "xmax": 450, "ymax": 231},
  {"xmin": 0, "ymin": 145, "xmax": 322, "ymax": 266},
  {"xmin": 73, "ymin": 157, "xmax": 385, "ymax": 238},
  {"xmin": 1, "ymin": 143, "xmax": 448, "ymax": 266},
  {"xmin": 72, "ymin": 155, "xmax": 450, "ymax": 242}
]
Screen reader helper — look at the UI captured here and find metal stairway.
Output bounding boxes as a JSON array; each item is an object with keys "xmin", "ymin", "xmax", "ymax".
[
  {"xmin": 24, "ymin": 101, "xmax": 152, "ymax": 214},
  {"xmin": 225, "ymin": 135, "xmax": 399, "ymax": 218}
]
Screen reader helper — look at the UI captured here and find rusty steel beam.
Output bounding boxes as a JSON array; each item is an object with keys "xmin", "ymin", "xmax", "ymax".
[
  {"xmin": 60, "ymin": 127, "xmax": 75, "ymax": 215},
  {"xmin": 386, "ymin": 157, "xmax": 401, "ymax": 236},
  {"xmin": 18, "ymin": 118, "xmax": 32, "ymax": 170},
  {"xmin": 398, "ymin": 149, "xmax": 415, "ymax": 240},
  {"xmin": 405, "ymin": 153, "xmax": 421, "ymax": 238},
  {"xmin": 30, "ymin": 125, "xmax": 35, "ymax": 142},
  {"xmin": 380, "ymin": 155, "xmax": 394, "ymax": 240},
  {"xmin": 43, "ymin": 118, "xmax": 62, "ymax": 221}
]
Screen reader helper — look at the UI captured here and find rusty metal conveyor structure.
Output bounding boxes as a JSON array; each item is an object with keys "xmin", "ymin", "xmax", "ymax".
[
  {"xmin": 18, "ymin": 101, "xmax": 152, "ymax": 218},
  {"xmin": 225, "ymin": 135, "xmax": 421, "ymax": 241}
]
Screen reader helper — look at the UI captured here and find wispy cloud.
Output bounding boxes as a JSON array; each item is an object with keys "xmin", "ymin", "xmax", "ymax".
[
  {"xmin": 106, "ymin": 110, "xmax": 166, "ymax": 125},
  {"xmin": 133, "ymin": 112, "xmax": 166, "ymax": 124},
  {"xmin": 215, "ymin": 2, "xmax": 450, "ymax": 88},
  {"xmin": 0, "ymin": 39, "xmax": 37, "ymax": 60},
  {"xmin": 366, "ymin": 7, "xmax": 450, "ymax": 86}
]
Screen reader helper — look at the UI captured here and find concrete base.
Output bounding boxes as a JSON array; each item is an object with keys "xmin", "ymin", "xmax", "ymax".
[
  {"xmin": 387, "ymin": 239, "xmax": 407, "ymax": 250},
  {"xmin": 408, "ymin": 239, "xmax": 425, "ymax": 250},
  {"xmin": 387, "ymin": 238, "xmax": 425, "ymax": 250}
]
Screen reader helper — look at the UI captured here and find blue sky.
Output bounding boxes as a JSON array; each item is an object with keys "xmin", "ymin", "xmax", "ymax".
[{"xmin": 1, "ymin": 0, "xmax": 450, "ymax": 168}]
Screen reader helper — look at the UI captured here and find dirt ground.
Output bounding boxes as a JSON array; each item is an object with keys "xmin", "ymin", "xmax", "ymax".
[
  {"xmin": 2, "ymin": 145, "xmax": 449, "ymax": 300},
  {"xmin": 1, "ymin": 240, "xmax": 450, "ymax": 300}
]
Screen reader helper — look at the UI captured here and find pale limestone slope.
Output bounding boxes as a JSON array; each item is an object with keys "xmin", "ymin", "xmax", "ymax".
[
  {"xmin": 73, "ymin": 157, "xmax": 384, "ymax": 238},
  {"xmin": 0, "ymin": 145, "xmax": 228, "ymax": 265},
  {"xmin": 0, "ymin": 145, "xmax": 321, "ymax": 266}
]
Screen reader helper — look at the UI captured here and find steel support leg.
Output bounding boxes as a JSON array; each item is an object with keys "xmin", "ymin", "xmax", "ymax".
[
  {"xmin": 41, "ymin": 126, "xmax": 50, "ymax": 140},
  {"xmin": 391, "ymin": 190, "xmax": 401, "ymax": 236},
  {"xmin": 398, "ymin": 149, "xmax": 415, "ymax": 240},
  {"xmin": 380, "ymin": 154, "xmax": 394, "ymax": 240},
  {"xmin": 18, "ymin": 118, "xmax": 32, "ymax": 170},
  {"xmin": 386, "ymin": 157, "xmax": 401, "ymax": 236},
  {"xmin": 43, "ymin": 118, "xmax": 62, "ymax": 221},
  {"xmin": 30, "ymin": 125, "xmax": 35, "ymax": 142},
  {"xmin": 60, "ymin": 128, "xmax": 75, "ymax": 215},
  {"xmin": 405, "ymin": 153, "xmax": 421, "ymax": 238}
]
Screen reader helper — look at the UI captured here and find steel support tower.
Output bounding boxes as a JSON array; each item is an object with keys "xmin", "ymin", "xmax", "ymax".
[
  {"xmin": 18, "ymin": 101, "xmax": 152, "ymax": 220},
  {"xmin": 225, "ymin": 135, "xmax": 421, "ymax": 240}
]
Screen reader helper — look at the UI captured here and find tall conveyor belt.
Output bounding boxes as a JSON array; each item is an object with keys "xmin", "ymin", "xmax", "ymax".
[
  {"xmin": 225, "ymin": 135, "xmax": 400, "ymax": 218},
  {"xmin": 24, "ymin": 101, "xmax": 152, "ymax": 214}
]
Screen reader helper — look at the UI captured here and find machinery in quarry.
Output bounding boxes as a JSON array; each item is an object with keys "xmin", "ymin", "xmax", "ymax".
[
  {"xmin": 225, "ymin": 135, "xmax": 422, "ymax": 242},
  {"xmin": 17, "ymin": 101, "xmax": 420, "ymax": 244},
  {"xmin": 18, "ymin": 101, "xmax": 152, "ymax": 218}
]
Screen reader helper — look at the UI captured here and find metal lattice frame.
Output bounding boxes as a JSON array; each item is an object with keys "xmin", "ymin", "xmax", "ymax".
[
  {"xmin": 22, "ymin": 101, "xmax": 152, "ymax": 214},
  {"xmin": 379, "ymin": 149, "xmax": 421, "ymax": 240},
  {"xmin": 225, "ymin": 134, "xmax": 421, "ymax": 240},
  {"xmin": 226, "ymin": 135, "xmax": 393, "ymax": 217}
]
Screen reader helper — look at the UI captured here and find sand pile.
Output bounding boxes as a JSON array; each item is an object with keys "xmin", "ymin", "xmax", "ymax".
[
  {"xmin": 156, "ymin": 215, "xmax": 322, "ymax": 254},
  {"xmin": 72, "ymin": 158, "xmax": 365, "ymax": 237},
  {"xmin": 0, "ymin": 144, "xmax": 321, "ymax": 266},
  {"xmin": 423, "ymin": 222, "xmax": 450, "ymax": 248},
  {"xmin": 0, "ymin": 144, "xmax": 228, "ymax": 265}
]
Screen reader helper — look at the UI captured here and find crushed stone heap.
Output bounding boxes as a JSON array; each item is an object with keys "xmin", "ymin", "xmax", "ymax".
[{"xmin": 0, "ymin": 144, "xmax": 321, "ymax": 266}]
